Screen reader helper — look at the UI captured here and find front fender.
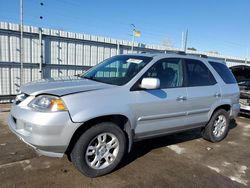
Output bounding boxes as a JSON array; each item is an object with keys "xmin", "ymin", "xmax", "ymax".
[
  {"xmin": 62, "ymin": 87, "xmax": 137, "ymax": 128},
  {"xmin": 70, "ymin": 105, "xmax": 136, "ymax": 127},
  {"xmin": 63, "ymin": 92, "xmax": 137, "ymax": 152}
]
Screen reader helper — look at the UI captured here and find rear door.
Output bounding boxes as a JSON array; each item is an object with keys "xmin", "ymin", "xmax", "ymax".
[{"xmin": 184, "ymin": 59, "xmax": 221, "ymax": 125}]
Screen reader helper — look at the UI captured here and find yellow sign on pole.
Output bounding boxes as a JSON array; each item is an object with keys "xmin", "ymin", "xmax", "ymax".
[{"xmin": 133, "ymin": 30, "xmax": 141, "ymax": 37}]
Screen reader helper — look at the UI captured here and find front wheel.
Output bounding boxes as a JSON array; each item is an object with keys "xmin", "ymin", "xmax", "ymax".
[
  {"xmin": 70, "ymin": 122, "xmax": 126, "ymax": 177},
  {"xmin": 202, "ymin": 109, "xmax": 230, "ymax": 142}
]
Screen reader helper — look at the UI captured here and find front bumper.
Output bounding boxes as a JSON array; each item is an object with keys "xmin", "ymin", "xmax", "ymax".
[
  {"xmin": 8, "ymin": 104, "xmax": 81, "ymax": 157},
  {"xmin": 239, "ymin": 92, "xmax": 250, "ymax": 115},
  {"xmin": 240, "ymin": 103, "xmax": 250, "ymax": 115}
]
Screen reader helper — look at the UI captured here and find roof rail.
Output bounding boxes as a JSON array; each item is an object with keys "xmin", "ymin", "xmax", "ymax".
[
  {"xmin": 175, "ymin": 51, "xmax": 186, "ymax": 55},
  {"xmin": 188, "ymin": 53, "xmax": 208, "ymax": 58},
  {"xmin": 163, "ymin": 50, "xmax": 186, "ymax": 55}
]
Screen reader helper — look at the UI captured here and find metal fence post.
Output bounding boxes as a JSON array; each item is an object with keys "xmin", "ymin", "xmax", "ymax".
[
  {"xmin": 39, "ymin": 27, "xmax": 43, "ymax": 78},
  {"xmin": 20, "ymin": 0, "xmax": 24, "ymax": 87}
]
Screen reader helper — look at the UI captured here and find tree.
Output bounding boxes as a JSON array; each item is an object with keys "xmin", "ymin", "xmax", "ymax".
[{"xmin": 187, "ymin": 47, "xmax": 197, "ymax": 51}]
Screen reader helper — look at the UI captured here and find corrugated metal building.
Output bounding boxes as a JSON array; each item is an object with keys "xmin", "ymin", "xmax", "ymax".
[{"xmin": 0, "ymin": 22, "xmax": 249, "ymax": 102}]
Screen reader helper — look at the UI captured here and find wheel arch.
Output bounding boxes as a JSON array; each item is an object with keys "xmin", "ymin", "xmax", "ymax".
[
  {"xmin": 209, "ymin": 104, "xmax": 231, "ymax": 120},
  {"xmin": 202, "ymin": 104, "xmax": 231, "ymax": 142},
  {"xmin": 65, "ymin": 114, "xmax": 134, "ymax": 158}
]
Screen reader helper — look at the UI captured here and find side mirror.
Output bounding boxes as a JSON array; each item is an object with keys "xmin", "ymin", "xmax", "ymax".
[{"xmin": 140, "ymin": 78, "xmax": 160, "ymax": 90}]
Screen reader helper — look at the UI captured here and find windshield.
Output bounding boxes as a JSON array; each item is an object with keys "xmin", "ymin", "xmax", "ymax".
[{"xmin": 81, "ymin": 55, "xmax": 153, "ymax": 85}]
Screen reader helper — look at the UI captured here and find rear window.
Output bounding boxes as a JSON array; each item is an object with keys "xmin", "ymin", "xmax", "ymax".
[{"xmin": 209, "ymin": 61, "xmax": 237, "ymax": 84}]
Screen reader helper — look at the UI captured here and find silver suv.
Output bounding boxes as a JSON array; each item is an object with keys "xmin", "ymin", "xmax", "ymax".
[{"xmin": 8, "ymin": 53, "xmax": 240, "ymax": 177}]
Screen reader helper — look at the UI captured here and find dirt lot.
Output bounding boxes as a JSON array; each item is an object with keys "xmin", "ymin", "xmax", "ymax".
[{"xmin": 0, "ymin": 106, "xmax": 249, "ymax": 188}]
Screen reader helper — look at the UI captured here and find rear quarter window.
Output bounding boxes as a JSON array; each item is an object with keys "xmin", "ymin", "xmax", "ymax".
[{"xmin": 209, "ymin": 61, "xmax": 237, "ymax": 84}]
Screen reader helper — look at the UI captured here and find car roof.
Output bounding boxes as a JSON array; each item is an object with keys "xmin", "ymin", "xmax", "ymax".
[{"xmin": 122, "ymin": 52, "xmax": 225, "ymax": 64}]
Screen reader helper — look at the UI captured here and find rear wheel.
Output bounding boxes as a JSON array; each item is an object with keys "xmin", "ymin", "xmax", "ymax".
[
  {"xmin": 202, "ymin": 109, "xmax": 230, "ymax": 142},
  {"xmin": 70, "ymin": 122, "xmax": 126, "ymax": 177}
]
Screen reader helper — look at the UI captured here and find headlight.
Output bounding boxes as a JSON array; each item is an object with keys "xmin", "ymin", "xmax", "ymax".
[{"xmin": 28, "ymin": 95, "xmax": 67, "ymax": 112}]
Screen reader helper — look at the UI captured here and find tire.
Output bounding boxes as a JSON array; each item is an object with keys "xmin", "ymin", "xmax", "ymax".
[
  {"xmin": 202, "ymin": 109, "xmax": 230, "ymax": 142},
  {"xmin": 70, "ymin": 122, "xmax": 126, "ymax": 177}
]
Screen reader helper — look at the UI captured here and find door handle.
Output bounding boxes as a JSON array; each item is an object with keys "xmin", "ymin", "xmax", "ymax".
[
  {"xmin": 214, "ymin": 93, "xmax": 221, "ymax": 98},
  {"xmin": 177, "ymin": 96, "xmax": 187, "ymax": 101}
]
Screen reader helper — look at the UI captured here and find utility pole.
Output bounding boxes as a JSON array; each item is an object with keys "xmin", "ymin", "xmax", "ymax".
[
  {"xmin": 20, "ymin": 0, "xmax": 24, "ymax": 87},
  {"xmin": 117, "ymin": 42, "xmax": 120, "ymax": 55},
  {"xmin": 131, "ymin": 24, "xmax": 136, "ymax": 52},
  {"xmin": 184, "ymin": 29, "xmax": 188, "ymax": 53},
  {"xmin": 131, "ymin": 34, "xmax": 135, "ymax": 52},
  {"xmin": 130, "ymin": 24, "xmax": 141, "ymax": 53},
  {"xmin": 181, "ymin": 32, "xmax": 184, "ymax": 50}
]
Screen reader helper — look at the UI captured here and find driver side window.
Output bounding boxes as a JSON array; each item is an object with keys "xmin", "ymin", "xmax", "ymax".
[{"xmin": 143, "ymin": 58, "xmax": 184, "ymax": 89}]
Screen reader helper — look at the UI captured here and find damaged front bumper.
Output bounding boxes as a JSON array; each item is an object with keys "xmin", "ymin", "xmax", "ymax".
[{"xmin": 239, "ymin": 91, "xmax": 250, "ymax": 115}]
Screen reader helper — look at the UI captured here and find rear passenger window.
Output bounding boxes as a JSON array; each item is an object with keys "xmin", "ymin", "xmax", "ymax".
[
  {"xmin": 185, "ymin": 59, "xmax": 217, "ymax": 87},
  {"xmin": 209, "ymin": 61, "xmax": 237, "ymax": 84}
]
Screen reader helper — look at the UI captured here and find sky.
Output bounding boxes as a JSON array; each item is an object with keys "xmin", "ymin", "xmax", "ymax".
[{"xmin": 0, "ymin": 0, "xmax": 249, "ymax": 58}]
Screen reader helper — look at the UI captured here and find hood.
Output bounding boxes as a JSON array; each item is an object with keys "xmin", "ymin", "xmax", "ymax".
[{"xmin": 21, "ymin": 76, "xmax": 114, "ymax": 96}]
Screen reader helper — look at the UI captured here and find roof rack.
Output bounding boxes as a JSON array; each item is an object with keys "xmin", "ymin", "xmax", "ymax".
[
  {"xmin": 188, "ymin": 53, "xmax": 208, "ymax": 58},
  {"xmin": 139, "ymin": 51, "xmax": 209, "ymax": 58},
  {"xmin": 174, "ymin": 51, "xmax": 186, "ymax": 55}
]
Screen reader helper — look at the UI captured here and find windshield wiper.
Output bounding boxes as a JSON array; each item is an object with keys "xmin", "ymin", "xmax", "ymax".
[{"xmin": 81, "ymin": 75, "xmax": 99, "ymax": 82}]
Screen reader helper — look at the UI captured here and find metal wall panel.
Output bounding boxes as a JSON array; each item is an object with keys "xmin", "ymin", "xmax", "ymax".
[
  {"xmin": 0, "ymin": 35, "xmax": 9, "ymax": 61},
  {"xmin": 9, "ymin": 35, "xmax": 20, "ymax": 62},
  {"xmin": 0, "ymin": 67, "xmax": 10, "ymax": 94},
  {"xmin": 31, "ymin": 38, "xmax": 40, "ymax": 63},
  {"xmin": 23, "ymin": 37, "xmax": 31, "ymax": 63},
  {"xmin": 11, "ymin": 67, "xmax": 20, "ymax": 94},
  {"xmin": 97, "ymin": 45, "xmax": 104, "ymax": 63},
  {"xmin": 0, "ymin": 22, "xmax": 250, "ymax": 102},
  {"xmin": 60, "ymin": 41, "xmax": 68, "ymax": 65},
  {"xmin": 68, "ymin": 42, "xmax": 75, "ymax": 65},
  {"xmin": 84, "ymin": 44, "xmax": 91, "ymax": 66},
  {"xmin": 50, "ymin": 40, "xmax": 59, "ymax": 64},
  {"xmin": 75, "ymin": 43, "xmax": 83, "ymax": 66},
  {"xmin": 31, "ymin": 68, "xmax": 41, "ymax": 81},
  {"xmin": 51, "ymin": 68, "xmax": 59, "ymax": 77},
  {"xmin": 91, "ymin": 45, "xmax": 97, "ymax": 66}
]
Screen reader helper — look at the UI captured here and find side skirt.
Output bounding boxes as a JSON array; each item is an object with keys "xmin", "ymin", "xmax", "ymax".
[{"xmin": 134, "ymin": 122, "xmax": 206, "ymax": 141}]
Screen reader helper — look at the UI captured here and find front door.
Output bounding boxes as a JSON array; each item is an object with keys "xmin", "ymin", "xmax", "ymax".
[{"xmin": 131, "ymin": 58, "xmax": 188, "ymax": 139}]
